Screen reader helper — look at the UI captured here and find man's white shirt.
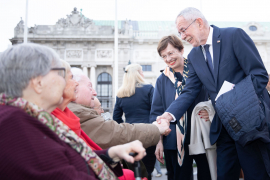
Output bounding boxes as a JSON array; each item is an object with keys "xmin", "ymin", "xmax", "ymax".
[{"xmin": 201, "ymin": 26, "xmax": 214, "ymax": 65}]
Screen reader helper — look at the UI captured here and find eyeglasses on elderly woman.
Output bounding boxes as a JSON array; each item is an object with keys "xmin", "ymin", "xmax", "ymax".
[{"xmin": 51, "ymin": 67, "xmax": 66, "ymax": 78}]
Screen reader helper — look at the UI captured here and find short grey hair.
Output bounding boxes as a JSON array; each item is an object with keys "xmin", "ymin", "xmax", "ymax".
[
  {"xmin": 71, "ymin": 67, "xmax": 84, "ymax": 82},
  {"xmin": 176, "ymin": 7, "xmax": 208, "ymax": 26},
  {"xmin": 0, "ymin": 43, "xmax": 61, "ymax": 97}
]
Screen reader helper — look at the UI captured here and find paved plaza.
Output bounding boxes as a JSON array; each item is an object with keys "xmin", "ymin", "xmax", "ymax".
[
  {"xmin": 151, "ymin": 167, "xmax": 198, "ymax": 180},
  {"xmin": 151, "ymin": 167, "xmax": 244, "ymax": 180}
]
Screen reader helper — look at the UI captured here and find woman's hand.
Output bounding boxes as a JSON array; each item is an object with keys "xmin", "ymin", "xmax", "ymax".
[
  {"xmin": 108, "ymin": 140, "xmax": 146, "ymax": 164},
  {"xmin": 198, "ymin": 109, "xmax": 209, "ymax": 121},
  {"xmin": 155, "ymin": 139, "xmax": 164, "ymax": 164}
]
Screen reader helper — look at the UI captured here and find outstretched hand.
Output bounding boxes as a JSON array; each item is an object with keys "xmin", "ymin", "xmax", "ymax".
[
  {"xmin": 156, "ymin": 112, "xmax": 173, "ymax": 124},
  {"xmin": 155, "ymin": 140, "xmax": 164, "ymax": 164},
  {"xmin": 153, "ymin": 119, "xmax": 171, "ymax": 136},
  {"xmin": 108, "ymin": 140, "xmax": 146, "ymax": 164}
]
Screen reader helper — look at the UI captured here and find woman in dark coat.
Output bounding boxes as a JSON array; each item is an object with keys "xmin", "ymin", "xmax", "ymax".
[
  {"xmin": 0, "ymin": 43, "xmax": 146, "ymax": 180},
  {"xmin": 113, "ymin": 63, "xmax": 156, "ymax": 180},
  {"xmin": 150, "ymin": 35, "xmax": 211, "ymax": 180}
]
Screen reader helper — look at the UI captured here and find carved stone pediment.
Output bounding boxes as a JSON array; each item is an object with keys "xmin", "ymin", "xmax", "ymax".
[
  {"xmin": 242, "ymin": 22, "xmax": 265, "ymax": 36},
  {"xmin": 56, "ymin": 7, "xmax": 93, "ymax": 28},
  {"xmin": 69, "ymin": 8, "xmax": 81, "ymax": 25}
]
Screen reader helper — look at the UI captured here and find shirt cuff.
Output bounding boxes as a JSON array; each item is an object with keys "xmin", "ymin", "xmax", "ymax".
[{"xmin": 168, "ymin": 113, "xmax": 177, "ymax": 122}]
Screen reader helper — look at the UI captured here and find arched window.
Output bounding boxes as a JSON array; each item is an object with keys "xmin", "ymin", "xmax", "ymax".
[{"xmin": 97, "ymin": 73, "xmax": 112, "ymax": 112}]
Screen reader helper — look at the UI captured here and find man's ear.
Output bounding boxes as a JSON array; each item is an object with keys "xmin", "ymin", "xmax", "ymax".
[
  {"xmin": 31, "ymin": 76, "xmax": 43, "ymax": 94},
  {"xmin": 197, "ymin": 18, "xmax": 204, "ymax": 29}
]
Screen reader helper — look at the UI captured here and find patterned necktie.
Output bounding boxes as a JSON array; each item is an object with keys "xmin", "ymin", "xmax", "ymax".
[{"xmin": 204, "ymin": 44, "xmax": 214, "ymax": 78}]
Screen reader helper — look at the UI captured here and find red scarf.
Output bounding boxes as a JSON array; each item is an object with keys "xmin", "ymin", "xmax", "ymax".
[
  {"xmin": 52, "ymin": 107, "xmax": 101, "ymax": 150},
  {"xmin": 52, "ymin": 107, "xmax": 135, "ymax": 180}
]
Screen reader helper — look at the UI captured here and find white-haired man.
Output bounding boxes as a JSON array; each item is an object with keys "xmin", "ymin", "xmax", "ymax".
[
  {"xmin": 157, "ymin": 7, "xmax": 270, "ymax": 180},
  {"xmin": 67, "ymin": 68, "xmax": 171, "ymax": 150}
]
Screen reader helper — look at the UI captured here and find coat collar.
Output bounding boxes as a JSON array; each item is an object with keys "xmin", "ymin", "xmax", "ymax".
[{"xmin": 67, "ymin": 102, "xmax": 99, "ymax": 124}]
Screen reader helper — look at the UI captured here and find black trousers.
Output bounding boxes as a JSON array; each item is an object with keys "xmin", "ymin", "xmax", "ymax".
[
  {"xmin": 216, "ymin": 126, "xmax": 270, "ymax": 180},
  {"xmin": 164, "ymin": 144, "xmax": 211, "ymax": 180},
  {"xmin": 142, "ymin": 145, "xmax": 156, "ymax": 180}
]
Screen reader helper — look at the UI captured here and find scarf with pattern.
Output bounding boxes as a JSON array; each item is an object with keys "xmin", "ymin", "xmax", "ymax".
[
  {"xmin": 0, "ymin": 93, "xmax": 118, "ymax": 180},
  {"xmin": 163, "ymin": 58, "xmax": 189, "ymax": 167}
]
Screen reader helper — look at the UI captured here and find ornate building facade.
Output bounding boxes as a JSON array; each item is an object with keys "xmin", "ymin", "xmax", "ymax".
[{"xmin": 10, "ymin": 8, "xmax": 270, "ymax": 112}]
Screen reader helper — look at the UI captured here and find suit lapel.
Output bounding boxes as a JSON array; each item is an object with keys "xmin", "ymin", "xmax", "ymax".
[
  {"xmin": 212, "ymin": 25, "xmax": 221, "ymax": 86},
  {"xmin": 194, "ymin": 47, "xmax": 215, "ymax": 87}
]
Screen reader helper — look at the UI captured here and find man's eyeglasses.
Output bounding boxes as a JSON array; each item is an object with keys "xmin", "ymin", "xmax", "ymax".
[
  {"xmin": 160, "ymin": 51, "xmax": 178, "ymax": 61},
  {"xmin": 178, "ymin": 19, "xmax": 197, "ymax": 36},
  {"xmin": 51, "ymin": 67, "xmax": 66, "ymax": 78}
]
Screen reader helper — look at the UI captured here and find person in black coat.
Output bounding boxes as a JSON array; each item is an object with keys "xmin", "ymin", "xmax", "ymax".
[
  {"xmin": 113, "ymin": 63, "xmax": 156, "ymax": 180},
  {"xmin": 150, "ymin": 35, "xmax": 211, "ymax": 180}
]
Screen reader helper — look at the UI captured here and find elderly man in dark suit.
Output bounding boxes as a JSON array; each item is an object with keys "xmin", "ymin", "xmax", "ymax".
[{"xmin": 157, "ymin": 7, "xmax": 270, "ymax": 180}]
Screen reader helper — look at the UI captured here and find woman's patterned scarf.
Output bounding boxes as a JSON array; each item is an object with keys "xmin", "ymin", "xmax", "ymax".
[
  {"xmin": 0, "ymin": 93, "xmax": 118, "ymax": 180},
  {"xmin": 163, "ymin": 58, "xmax": 189, "ymax": 167}
]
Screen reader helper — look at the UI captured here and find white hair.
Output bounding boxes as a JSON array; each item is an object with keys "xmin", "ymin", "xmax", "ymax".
[
  {"xmin": 176, "ymin": 7, "xmax": 208, "ymax": 26},
  {"xmin": 0, "ymin": 43, "xmax": 61, "ymax": 97},
  {"xmin": 71, "ymin": 67, "xmax": 84, "ymax": 82}
]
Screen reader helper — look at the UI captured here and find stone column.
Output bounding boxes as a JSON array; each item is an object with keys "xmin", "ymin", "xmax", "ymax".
[
  {"xmin": 90, "ymin": 66, "xmax": 96, "ymax": 90},
  {"xmin": 82, "ymin": 66, "xmax": 88, "ymax": 76}
]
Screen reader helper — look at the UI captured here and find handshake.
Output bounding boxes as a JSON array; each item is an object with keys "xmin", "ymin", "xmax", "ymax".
[{"xmin": 152, "ymin": 118, "xmax": 171, "ymax": 136}]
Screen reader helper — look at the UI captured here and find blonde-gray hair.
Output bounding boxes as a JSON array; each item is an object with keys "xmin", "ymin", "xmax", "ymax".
[
  {"xmin": 60, "ymin": 59, "xmax": 71, "ymax": 81},
  {"xmin": 117, "ymin": 64, "xmax": 147, "ymax": 98}
]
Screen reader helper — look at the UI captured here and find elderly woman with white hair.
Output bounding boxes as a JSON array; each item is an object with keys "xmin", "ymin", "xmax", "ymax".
[{"xmin": 0, "ymin": 43, "xmax": 146, "ymax": 180}]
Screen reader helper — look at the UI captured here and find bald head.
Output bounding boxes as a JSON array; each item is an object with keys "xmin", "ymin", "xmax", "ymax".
[
  {"xmin": 71, "ymin": 68, "xmax": 97, "ymax": 107},
  {"xmin": 93, "ymin": 97, "xmax": 104, "ymax": 115}
]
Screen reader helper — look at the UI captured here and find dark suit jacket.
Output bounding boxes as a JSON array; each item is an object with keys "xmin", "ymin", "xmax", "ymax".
[
  {"xmin": 113, "ymin": 84, "xmax": 154, "ymax": 124},
  {"xmin": 166, "ymin": 25, "xmax": 270, "ymax": 145},
  {"xmin": 150, "ymin": 72, "xmax": 208, "ymax": 149}
]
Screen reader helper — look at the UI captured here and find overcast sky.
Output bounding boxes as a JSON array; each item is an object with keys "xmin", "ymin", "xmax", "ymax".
[{"xmin": 0, "ymin": 0, "xmax": 270, "ymax": 51}]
